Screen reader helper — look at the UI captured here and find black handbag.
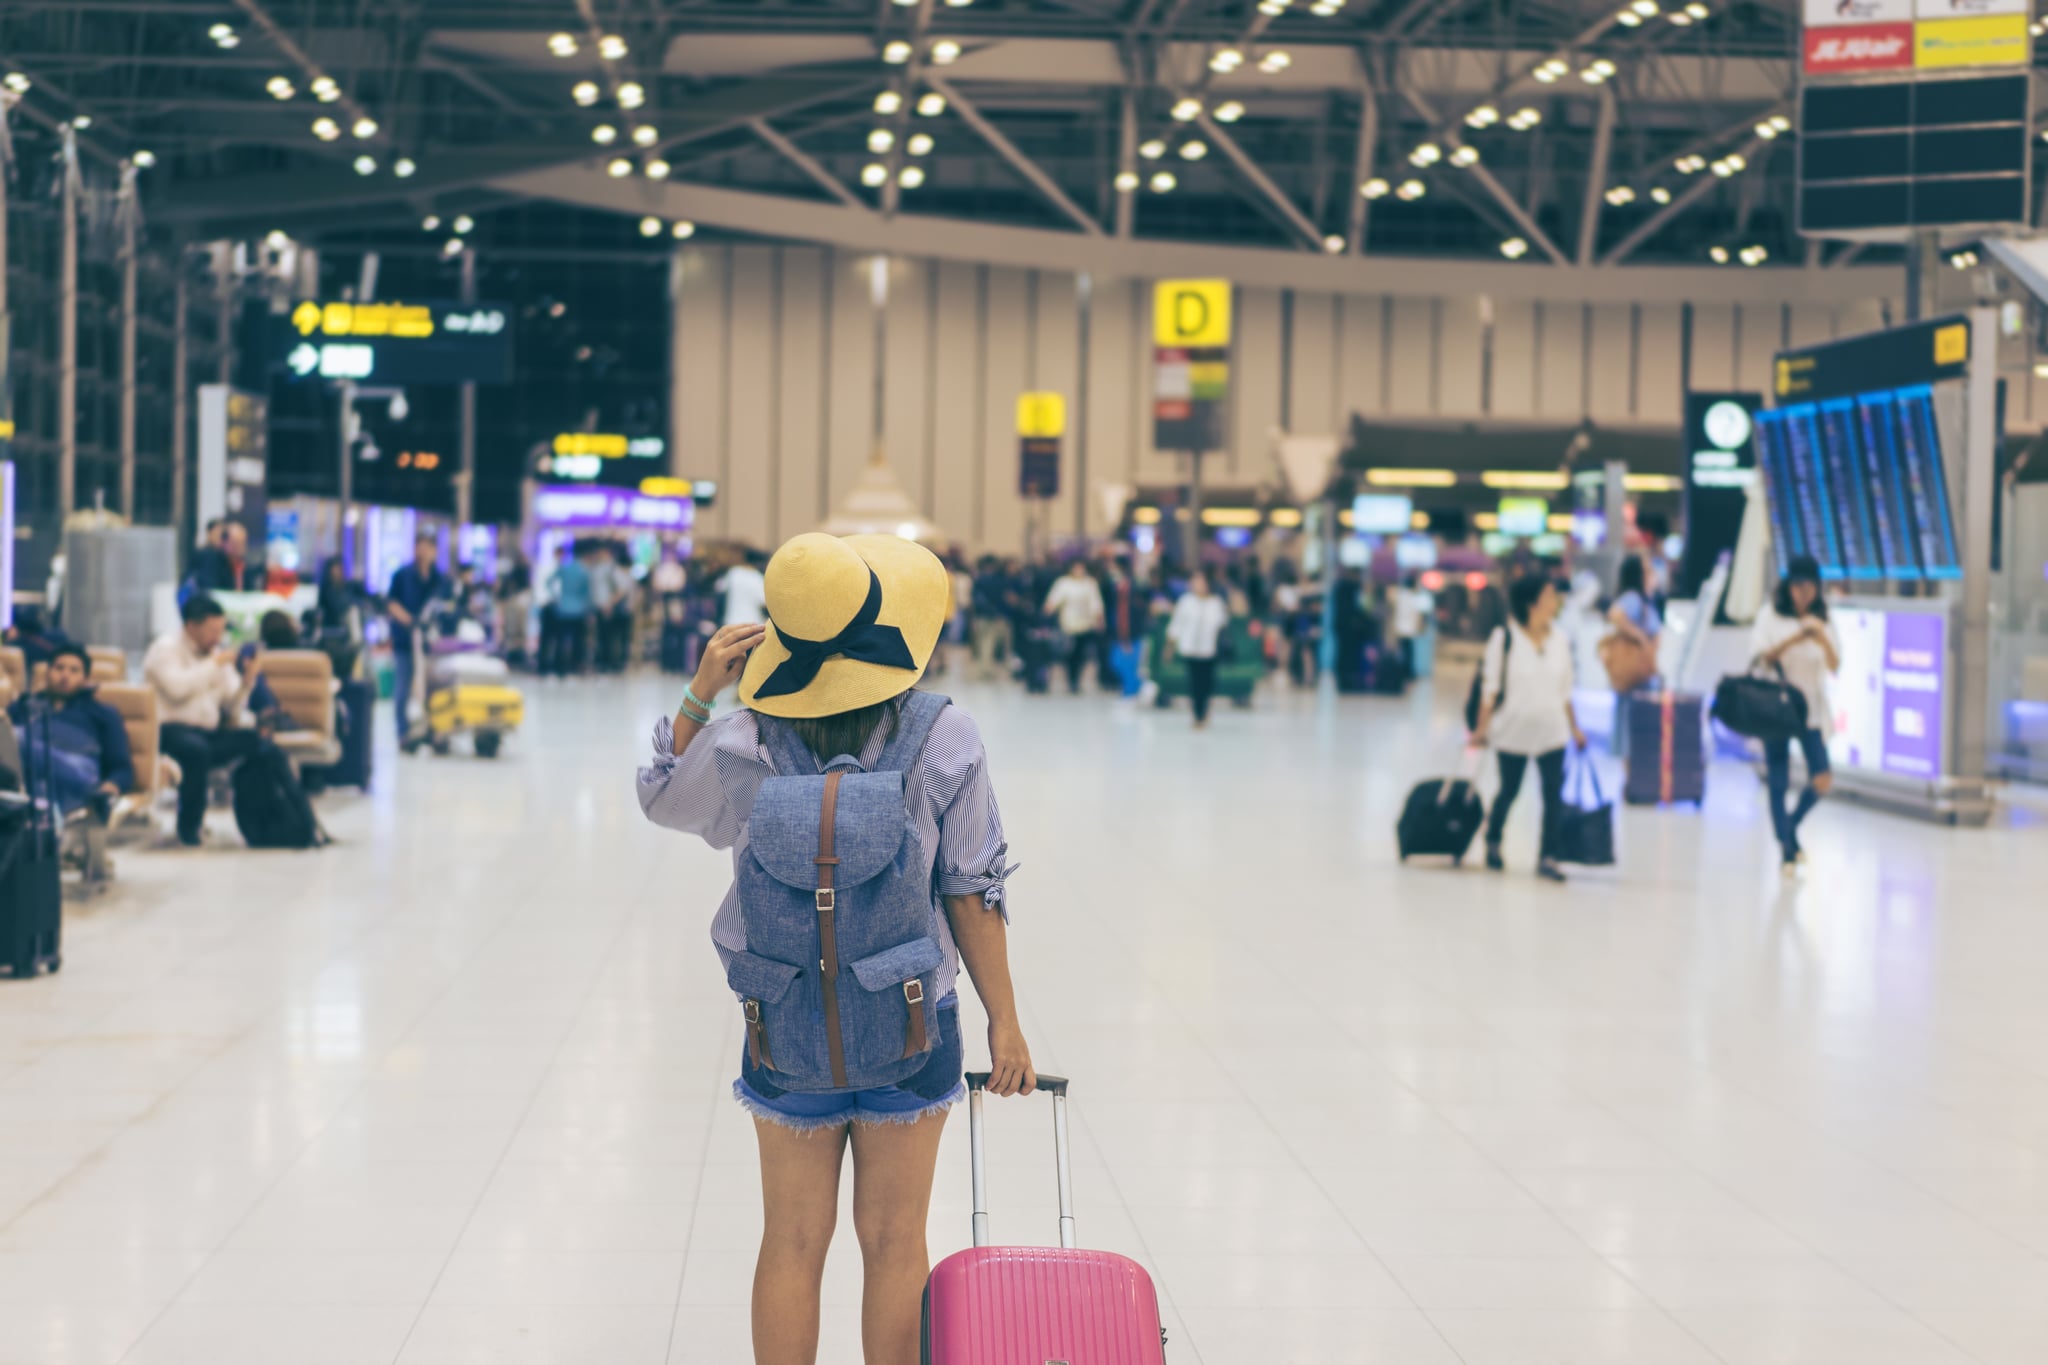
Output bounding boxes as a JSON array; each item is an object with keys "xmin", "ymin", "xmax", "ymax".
[
  {"xmin": 1554, "ymin": 753, "xmax": 1616, "ymax": 867},
  {"xmin": 1711, "ymin": 664, "xmax": 1808, "ymax": 741}
]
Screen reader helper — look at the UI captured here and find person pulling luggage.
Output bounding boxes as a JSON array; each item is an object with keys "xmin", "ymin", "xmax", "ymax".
[
  {"xmin": 637, "ymin": 531, "xmax": 1034, "ymax": 1365},
  {"xmin": 1470, "ymin": 574, "xmax": 1585, "ymax": 883}
]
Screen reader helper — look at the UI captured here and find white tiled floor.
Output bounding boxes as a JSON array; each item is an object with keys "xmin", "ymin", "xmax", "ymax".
[{"xmin": 2, "ymin": 668, "xmax": 2046, "ymax": 1364}]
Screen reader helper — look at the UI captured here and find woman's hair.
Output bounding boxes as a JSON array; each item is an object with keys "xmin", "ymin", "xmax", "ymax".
[
  {"xmin": 1616, "ymin": 556, "xmax": 1647, "ymax": 597},
  {"xmin": 1507, "ymin": 573, "xmax": 1553, "ymax": 625},
  {"xmin": 258, "ymin": 609, "xmax": 301, "ymax": 650},
  {"xmin": 787, "ymin": 696, "xmax": 902, "ymax": 764},
  {"xmin": 1774, "ymin": 554, "xmax": 1828, "ymax": 621}
]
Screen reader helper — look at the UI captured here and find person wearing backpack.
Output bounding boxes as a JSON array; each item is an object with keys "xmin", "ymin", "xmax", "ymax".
[
  {"xmin": 638, "ymin": 531, "xmax": 1032, "ymax": 1365},
  {"xmin": 1470, "ymin": 574, "xmax": 1585, "ymax": 882}
]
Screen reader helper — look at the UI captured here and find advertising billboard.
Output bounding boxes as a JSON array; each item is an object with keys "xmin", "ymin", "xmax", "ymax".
[{"xmin": 1828, "ymin": 606, "xmax": 1948, "ymax": 780}]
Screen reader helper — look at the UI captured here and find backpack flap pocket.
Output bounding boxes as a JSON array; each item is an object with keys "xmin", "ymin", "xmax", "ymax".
[
  {"xmin": 748, "ymin": 771, "xmax": 911, "ymax": 892},
  {"xmin": 848, "ymin": 936, "xmax": 943, "ymax": 1062},
  {"xmin": 727, "ymin": 952, "xmax": 804, "ymax": 1074}
]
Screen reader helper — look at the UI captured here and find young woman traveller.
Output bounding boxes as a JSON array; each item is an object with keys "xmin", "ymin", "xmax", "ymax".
[
  {"xmin": 1165, "ymin": 569, "xmax": 1230, "ymax": 728},
  {"xmin": 1472, "ymin": 574, "xmax": 1586, "ymax": 883},
  {"xmin": 1603, "ymin": 555, "xmax": 1662, "ymax": 757},
  {"xmin": 638, "ymin": 532, "xmax": 1033, "ymax": 1365},
  {"xmin": 1748, "ymin": 554, "xmax": 1839, "ymax": 875}
]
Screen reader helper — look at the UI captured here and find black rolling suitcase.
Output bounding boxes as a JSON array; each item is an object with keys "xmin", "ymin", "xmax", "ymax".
[
  {"xmin": 1625, "ymin": 690, "xmax": 1706, "ymax": 806},
  {"xmin": 0, "ymin": 707, "xmax": 64, "ymax": 978},
  {"xmin": 1397, "ymin": 776, "xmax": 1486, "ymax": 863},
  {"xmin": 308, "ymin": 679, "xmax": 375, "ymax": 791},
  {"xmin": 660, "ymin": 620, "xmax": 698, "ymax": 675}
]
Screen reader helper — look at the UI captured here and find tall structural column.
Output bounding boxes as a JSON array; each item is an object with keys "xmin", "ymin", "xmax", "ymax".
[
  {"xmin": 457, "ymin": 247, "xmax": 477, "ymax": 528},
  {"xmin": 58, "ymin": 128, "xmax": 79, "ymax": 520},
  {"xmin": 118, "ymin": 161, "xmax": 139, "ymax": 518},
  {"xmin": 0, "ymin": 94, "xmax": 13, "ymax": 497},
  {"xmin": 1074, "ymin": 272, "xmax": 1092, "ymax": 535},
  {"xmin": 171, "ymin": 265, "xmax": 189, "ymax": 546}
]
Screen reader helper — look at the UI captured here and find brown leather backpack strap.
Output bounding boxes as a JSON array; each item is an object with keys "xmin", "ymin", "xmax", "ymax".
[
  {"xmin": 815, "ymin": 771, "xmax": 848, "ymax": 1089},
  {"xmin": 901, "ymin": 979, "xmax": 928, "ymax": 1058},
  {"xmin": 743, "ymin": 998, "xmax": 773, "ymax": 1071}
]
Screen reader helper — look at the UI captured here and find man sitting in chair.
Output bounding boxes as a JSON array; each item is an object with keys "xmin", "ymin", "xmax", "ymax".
[
  {"xmin": 144, "ymin": 594, "xmax": 262, "ymax": 847},
  {"xmin": 7, "ymin": 644, "xmax": 135, "ymax": 883}
]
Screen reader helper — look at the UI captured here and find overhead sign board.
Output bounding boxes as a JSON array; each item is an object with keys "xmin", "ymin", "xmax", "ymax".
[
  {"xmin": 1913, "ymin": 13, "xmax": 2028, "ymax": 66},
  {"xmin": 1773, "ymin": 315, "xmax": 1970, "ymax": 400},
  {"xmin": 1015, "ymin": 391, "xmax": 1066, "ymax": 439},
  {"xmin": 536, "ymin": 432, "xmax": 666, "ymax": 486},
  {"xmin": 1914, "ymin": 0, "xmax": 2024, "ymax": 16},
  {"xmin": 1806, "ymin": 0, "xmax": 1912, "ymax": 23},
  {"xmin": 1804, "ymin": 23, "xmax": 1915, "ymax": 73},
  {"xmin": 1153, "ymin": 280, "xmax": 1232, "ymax": 348},
  {"xmin": 278, "ymin": 299, "xmax": 514, "ymax": 385}
]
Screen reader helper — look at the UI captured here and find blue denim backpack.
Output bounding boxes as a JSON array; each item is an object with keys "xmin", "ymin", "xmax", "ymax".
[{"xmin": 726, "ymin": 691, "xmax": 949, "ymax": 1093}]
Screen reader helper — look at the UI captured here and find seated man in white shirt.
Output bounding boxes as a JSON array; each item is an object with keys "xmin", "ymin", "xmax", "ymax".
[{"xmin": 143, "ymin": 594, "xmax": 262, "ymax": 846}]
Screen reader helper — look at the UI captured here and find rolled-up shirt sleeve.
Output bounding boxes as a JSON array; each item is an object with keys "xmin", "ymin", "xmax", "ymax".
[
  {"xmin": 637, "ymin": 711, "xmax": 752, "ymax": 848},
  {"xmin": 927, "ymin": 709, "xmax": 1016, "ymax": 918}
]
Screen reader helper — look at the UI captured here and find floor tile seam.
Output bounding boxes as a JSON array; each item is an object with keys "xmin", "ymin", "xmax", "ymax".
[
  {"xmin": 378, "ymin": 898, "xmax": 657, "ymax": 1365},
  {"xmin": 97, "ymin": 869, "xmax": 578, "ymax": 1365},
  {"xmin": 662, "ymin": 1003, "xmax": 739, "ymax": 1365}
]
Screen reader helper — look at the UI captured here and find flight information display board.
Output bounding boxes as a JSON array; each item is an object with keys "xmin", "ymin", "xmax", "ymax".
[{"xmin": 1754, "ymin": 382, "xmax": 1962, "ymax": 582}]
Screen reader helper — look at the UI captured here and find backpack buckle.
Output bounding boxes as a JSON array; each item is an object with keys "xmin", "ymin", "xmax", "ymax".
[
  {"xmin": 743, "ymin": 999, "xmax": 761, "ymax": 1024},
  {"xmin": 903, "ymin": 979, "xmax": 924, "ymax": 1005},
  {"xmin": 815, "ymin": 888, "xmax": 835, "ymax": 912}
]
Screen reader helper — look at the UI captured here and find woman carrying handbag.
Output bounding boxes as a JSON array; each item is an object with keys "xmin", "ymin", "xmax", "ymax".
[{"xmin": 1746, "ymin": 555, "xmax": 1840, "ymax": 876}]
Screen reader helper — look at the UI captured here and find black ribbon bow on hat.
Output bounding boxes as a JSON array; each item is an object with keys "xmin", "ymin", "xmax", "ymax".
[{"xmin": 753, "ymin": 569, "xmax": 916, "ymax": 699}]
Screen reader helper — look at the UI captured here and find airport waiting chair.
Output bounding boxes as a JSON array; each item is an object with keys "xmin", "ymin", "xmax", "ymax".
[
  {"xmin": 0, "ymin": 646, "xmax": 24, "ymax": 705},
  {"xmin": 94, "ymin": 683, "xmax": 165, "ymax": 835},
  {"xmin": 87, "ymin": 647, "xmax": 128, "ymax": 683},
  {"xmin": 255, "ymin": 650, "xmax": 342, "ymax": 770}
]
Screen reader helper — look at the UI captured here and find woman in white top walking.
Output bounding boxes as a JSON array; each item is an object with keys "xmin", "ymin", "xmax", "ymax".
[
  {"xmin": 1166, "ymin": 571, "xmax": 1231, "ymax": 728},
  {"xmin": 1471, "ymin": 574, "xmax": 1585, "ymax": 882},
  {"xmin": 1747, "ymin": 555, "xmax": 1839, "ymax": 874}
]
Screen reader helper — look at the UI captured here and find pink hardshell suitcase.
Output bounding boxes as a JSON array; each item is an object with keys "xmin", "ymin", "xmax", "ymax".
[{"xmin": 922, "ymin": 1072, "xmax": 1168, "ymax": 1365}]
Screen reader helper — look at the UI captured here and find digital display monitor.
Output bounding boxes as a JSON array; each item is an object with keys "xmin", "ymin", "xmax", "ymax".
[
  {"xmin": 1893, "ymin": 385, "xmax": 1962, "ymax": 579},
  {"xmin": 1394, "ymin": 533, "xmax": 1438, "ymax": 571},
  {"xmin": 1351, "ymin": 493, "xmax": 1413, "ymax": 535},
  {"xmin": 1497, "ymin": 497, "xmax": 1549, "ymax": 537},
  {"xmin": 1780, "ymin": 406, "xmax": 1847, "ymax": 580},
  {"xmin": 1854, "ymin": 393, "xmax": 1918, "ymax": 578},
  {"xmin": 1815, "ymin": 399, "xmax": 1884, "ymax": 580},
  {"xmin": 1753, "ymin": 410, "xmax": 1801, "ymax": 575}
]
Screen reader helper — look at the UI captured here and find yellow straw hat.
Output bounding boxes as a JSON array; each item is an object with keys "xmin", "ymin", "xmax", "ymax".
[{"xmin": 737, "ymin": 532, "xmax": 952, "ymax": 719}]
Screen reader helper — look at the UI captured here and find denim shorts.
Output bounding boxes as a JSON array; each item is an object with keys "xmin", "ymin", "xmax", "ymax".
[{"xmin": 734, "ymin": 1002, "xmax": 964, "ymax": 1132}]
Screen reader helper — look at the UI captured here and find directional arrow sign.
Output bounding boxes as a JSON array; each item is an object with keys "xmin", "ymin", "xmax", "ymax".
[{"xmin": 288, "ymin": 343, "xmax": 320, "ymax": 377}]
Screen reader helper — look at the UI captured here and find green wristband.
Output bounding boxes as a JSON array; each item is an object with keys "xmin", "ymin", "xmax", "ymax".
[
  {"xmin": 680, "ymin": 700, "xmax": 712, "ymax": 726},
  {"xmin": 684, "ymin": 684, "xmax": 715, "ymax": 714}
]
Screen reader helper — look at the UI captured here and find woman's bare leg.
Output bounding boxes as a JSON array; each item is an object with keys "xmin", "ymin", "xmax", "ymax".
[
  {"xmin": 753, "ymin": 1117, "xmax": 850, "ymax": 1365},
  {"xmin": 848, "ymin": 1109, "xmax": 950, "ymax": 1365}
]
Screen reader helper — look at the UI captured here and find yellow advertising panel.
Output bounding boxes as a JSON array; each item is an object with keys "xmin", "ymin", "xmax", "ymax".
[
  {"xmin": 1016, "ymin": 391, "xmax": 1066, "ymax": 438},
  {"xmin": 1915, "ymin": 14, "xmax": 2028, "ymax": 68},
  {"xmin": 1153, "ymin": 279, "xmax": 1232, "ymax": 348}
]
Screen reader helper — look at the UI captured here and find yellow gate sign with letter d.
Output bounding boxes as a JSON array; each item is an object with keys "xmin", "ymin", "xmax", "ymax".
[
  {"xmin": 1016, "ymin": 391, "xmax": 1067, "ymax": 439},
  {"xmin": 1153, "ymin": 280, "xmax": 1232, "ymax": 348}
]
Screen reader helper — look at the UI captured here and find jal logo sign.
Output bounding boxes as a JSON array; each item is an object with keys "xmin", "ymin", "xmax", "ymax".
[
  {"xmin": 1804, "ymin": 0, "xmax": 1911, "ymax": 23},
  {"xmin": 1803, "ymin": 21, "xmax": 1914, "ymax": 72}
]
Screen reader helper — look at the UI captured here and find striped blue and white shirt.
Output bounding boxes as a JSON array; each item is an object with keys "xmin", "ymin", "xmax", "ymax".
[{"xmin": 636, "ymin": 695, "xmax": 1014, "ymax": 1003}]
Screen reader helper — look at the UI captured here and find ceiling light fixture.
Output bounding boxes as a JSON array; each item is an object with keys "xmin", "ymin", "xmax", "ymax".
[
  {"xmin": 394, "ymin": 157, "xmax": 417, "ymax": 178},
  {"xmin": 930, "ymin": 39, "xmax": 962, "ymax": 64},
  {"xmin": 593, "ymin": 124, "xmax": 618, "ymax": 144},
  {"xmin": 1709, "ymin": 245, "xmax": 1730, "ymax": 263},
  {"xmin": 1605, "ymin": 185, "xmax": 1636, "ymax": 205},
  {"xmin": 1650, "ymin": 186, "xmax": 1671, "ymax": 203},
  {"xmin": 1115, "ymin": 170, "xmax": 1139, "ymax": 191},
  {"xmin": 311, "ymin": 117, "xmax": 339, "ymax": 141},
  {"xmin": 422, "ymin": 215, "xmax": 441, "ymax": 231},
  {"xmin": 453, "ymin": 214, "xmax": 474, "ymax": 233},
  {"xmin": 352, "ymin": 117, "xmax": 378, "ymax": 139},
  {"xmin": 1209, "ymin": 49, "xmax": 1244, "ymax": 73},
  {"xmin": 673, "ymin": 221, "xmax": 696, "ymax": 240},
  {"xmin": 72, "ymin": 115, "xmax": 92, "ymax": 130},
  {"xmin": 618, "ymin": 82, "xmax": 646, "ymax": 110},
  {"xmin": 1139, "ymin": 138, "xmax": 1166, "ymax": 160},
  {"xmin": 1323, "ymin": 234, "xmax": 1346, "ymax": 253},
  {"xmin": 1150, "ymin": 170, "xmax": 1177, "ymax": 192},
  {"xmin": 1449, "ymin": 144, "xmax": 1480, "ymax": 167},
  {"xmin": 917, "ymin": 93, "xmax": 946, "ymax": 117},
  {"xmin": 862, "ymin": 163, "xmax": 888, "ymax": 187},
  {"xmin": 1466, "ymin": 105, "xmax": 1500, "ymax": 128},
  {"xmin": 443, "ymin": 237, "xmax": 464, "ymax": 258},
  {"xmin": 869, "ymin": 129, "xmax": 895, "ymax": 153},
  {"xmin": 548, "ymin": 33, "xmax": 578, "ymax": 57},
  {"xmin": 606, "ymin": 157, "xmax": 633, "ymax": 177},
  {"xmin": 1180, "ymin": 140, "xmax": 1208, "ymax": 160},
  {"xmin": 874, "ymin": 90, "xmax": 904, "ymax": 115},
  {"xmin": 2, "ymin": 72, "xmax": 27, "ymax": 93},
  {"xmin": 907, "ymin": 132, "xmax": 934, "ymax": 156},
  {"xmin": 1508, "ymin": 107, "xmax": 1542, "ymax": 130},
  {"xmin": 1618, "ymin": 8, "xmax": 1644, "ymax": 26},
  {"xmin": 1395, "ymin": 178, "xmax": 1426, "ymax": 200},
  {"xmin": 633, "ymin": 125, "xmax": 659, "ymax": 146},
  {"xmin": 1409, "ymin": 142, "xmax": 1441, "ymax": 166},
  {"xmin": 353, "ymin": 155, "xmax": 377, "ymax": 175},
  {"xmin": 899, "ymin": 165, "xmax": 926, "ymax": 188},
  {"xmin": 1500, "ymin": 236, "xmax": 1530, "ymax": 259},
  {"xmin": 646, "ymin": 158, "xmax": 671, "ymax": 179},
  {"xmin": 1171, "ymin": 97, "xmax": 1202, "ymax": 122},
  {"xmin": 1258, "ymin": 50, "xmax": 1292, "ymax": 73},
  {"xmin": 883, "ymin": 40, "xmax": 913, "ymax": 64},
  {"xmin": 573, "ymin": 81, "xmax": 600, "ymax": 107},
  {"xmin": 133, "ymin": 149, "xmax": 156, "ymax": 168},
  {"xmin": 1214, "ymin": 100, "xmax": 1245, "ymax": 123},
  {"xmin": 599, "ymin": 35, "xmax": 628, "ymax": 60},
  {"xmin": 640, "ymin": 216, "xmax": 662, "ymax": 238},
  {"xmin": 266, "ymin": 76, "xmax": 295, "ymax": 100},
  {"xmin": 1360, "ymin": 177, "xmax": 1390, "ymax": 199},
  {"xmin": 1739, "ymin": 244, "xmax": 1767, "ymax": 266}
]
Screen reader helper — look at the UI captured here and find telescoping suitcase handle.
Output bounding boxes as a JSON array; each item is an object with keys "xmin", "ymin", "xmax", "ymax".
[{"xmin": 964, "ymin": 1071, "xmax": 1074, "ymax": 1251}]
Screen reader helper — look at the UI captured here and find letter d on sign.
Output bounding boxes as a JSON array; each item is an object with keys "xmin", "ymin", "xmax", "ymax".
[{"xmin": 1153, "ymin": 279, "xmax": 1231, "ymax": 348}]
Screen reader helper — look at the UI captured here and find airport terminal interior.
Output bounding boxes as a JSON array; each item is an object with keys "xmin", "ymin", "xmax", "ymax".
[{"xmin": 5, "ymin": 2, "xmax": 2048, "ymax": 1364}]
